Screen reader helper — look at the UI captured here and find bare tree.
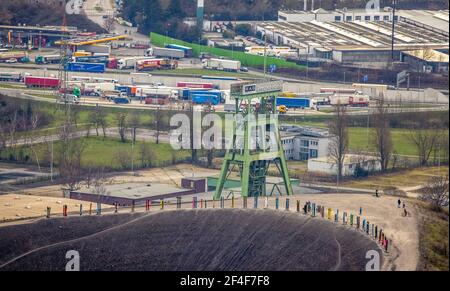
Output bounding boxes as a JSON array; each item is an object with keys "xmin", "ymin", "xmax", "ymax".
[
  {"xmin": 409, "ymin": 126, "xmax": 440, "ymax": 167},
  {"xmin": 421, "ymin": 175, "xmax": 449, "ymax": 208},
  {"xmin": 88, "ymin": 106, "xmax": 107, "ymax": 138},
  {"xmin": 27, "ymin": 111, "xmax": 42, "ymax": 172},
  {"xmin": 116, "ymin": 112, "xmax": 128, "ymax": 143},
  {"xmin": 58, "ymin": 120, "xmax": 86, "ymax": 191},
  {"xmin": 372, "ymin": 95, "xmax": 393, "ymax": 172},
  {"xmin": 129, "ymin": 113, "xmax": 140, "ymax": 143},
  {"xmin": 328, "ymin": 103, "xmax": 349, "ymax": 180}
]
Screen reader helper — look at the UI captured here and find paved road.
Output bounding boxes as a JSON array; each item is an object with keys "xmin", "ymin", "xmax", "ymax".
[{"xmin": 6, "ymin": 127, "xmax": 170, "ymax": 148}]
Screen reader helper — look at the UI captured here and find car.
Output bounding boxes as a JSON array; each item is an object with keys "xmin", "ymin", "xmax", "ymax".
[
  {"xmin": 240, "ymin": 66, "xmax": 249, "ymax": 72},
  {"xmin": 102, "ymin": 15, "xmax": 109, "ymax": 19},
  {"xmin": 5, "ymin": 58, "xmax": 17, "ymax": 63}
]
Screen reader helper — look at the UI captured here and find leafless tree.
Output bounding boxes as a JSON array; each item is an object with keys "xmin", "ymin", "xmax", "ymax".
[
  {"xmin": 58, "ymin": 120, "xmax": 86, "ymax": 191},
  {"xmin": 328, "ymin": 103, "xmax": 349, "ymax": 180},
  {"xmin": 26, "ymin": 111, "xmax": 42, "ymax": 172},
  {"xmin": 116, "ymin": 112, "xmax": 128, "ymax": 143},
  {"xmin": 421, "ymin": 175, "xmax": 449, "ymax": 208},
  {"xmin": 409, "ymin": 125, "xmax": 440, "ymax": 167},
  {"xmin": 88, "ymin": 106, "xmax": 107, "ymax": 138},
  {"xmin": 129, "ymin": 113, "xmax": 140, "ymax": 143},
  {"xmin": 372, "ymin": 95, "xmax": 393, "ymax": 172}
]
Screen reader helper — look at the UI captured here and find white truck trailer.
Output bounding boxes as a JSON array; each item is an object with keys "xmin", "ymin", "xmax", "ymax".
[{"xmin": 202, "ymin": 58, "xmax": 241, "ymax": 72}]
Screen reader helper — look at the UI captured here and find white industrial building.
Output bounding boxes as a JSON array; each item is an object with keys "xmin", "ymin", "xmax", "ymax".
[
  {"xmin": 280, "ymin": 125, "xmax": 331, "ymax": 161},
  {"xmin": 308, "ymin": 154, "xmax": 382, "ymax": 176},
  {"xmin": 255, "ymin": 17, "xmax": 449, "ymax": 68},
  {"xmin": 278, "ymin": 8, "xmax": 394, "ymax": 23}
]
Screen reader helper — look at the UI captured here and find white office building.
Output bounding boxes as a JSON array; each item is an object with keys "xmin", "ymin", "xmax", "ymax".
[{"xmin": 280, "ymin": 125, "xmax": 331, "ymax": 161}]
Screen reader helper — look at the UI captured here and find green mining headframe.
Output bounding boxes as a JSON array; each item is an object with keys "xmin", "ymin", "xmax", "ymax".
[{"xmin": 214, "ymin": 80, "xmax": 293, "ymax": 199}]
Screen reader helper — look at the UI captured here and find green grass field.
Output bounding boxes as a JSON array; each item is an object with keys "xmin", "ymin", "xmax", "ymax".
[{"xmin": 1, "ymin": 137, "xmax": 190, "ymax": 170}]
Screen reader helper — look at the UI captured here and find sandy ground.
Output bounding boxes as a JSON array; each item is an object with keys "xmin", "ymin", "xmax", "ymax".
[
  {"xmin": 0, "ymin": 164, "xmax": 419, "ymax": 271},
  {"xmin": 0, "ymin": 194, "xmax": 112, "ymax": 222}
]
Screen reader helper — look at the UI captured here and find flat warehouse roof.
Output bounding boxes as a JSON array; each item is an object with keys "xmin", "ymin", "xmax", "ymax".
[
  {"xmin": 256, "ymin": 20, "xmax": 449, "ymax": 49},
  {"xmin": 75, "ymin": 183, "xmax": 190, "ymax": 199}
]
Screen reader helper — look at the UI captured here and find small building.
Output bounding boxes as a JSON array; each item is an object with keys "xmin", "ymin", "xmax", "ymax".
[
  {"xmin": 307, "ymin": 154, "xmax": 381, "ymax": 176},
  {"xmin": 280, "ymin": 125, "xmax": 331, "ymax": 161},
  {"xmin": 69, "ymin": 180, "xmax": 207, "ymax": 206},
  {"xmin": 401, "ymin": 49, "xmax": 449, "ymax": 73}
]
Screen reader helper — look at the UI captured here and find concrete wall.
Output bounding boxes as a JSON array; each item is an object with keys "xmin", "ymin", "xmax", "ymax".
[{"xmin": 308, "ymin": 158, "xmax": 382, "ymax": 176}]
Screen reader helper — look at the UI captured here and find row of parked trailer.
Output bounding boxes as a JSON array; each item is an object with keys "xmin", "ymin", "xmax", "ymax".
[{"xmin": 275, "ymin": 88, "xmax": 370, "ymax": 109}]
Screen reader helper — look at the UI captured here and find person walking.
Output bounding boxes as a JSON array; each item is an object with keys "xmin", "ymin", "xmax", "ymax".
[{"xmin": 397, "ymin": 199, "xmax": 401, "ymax": 208}]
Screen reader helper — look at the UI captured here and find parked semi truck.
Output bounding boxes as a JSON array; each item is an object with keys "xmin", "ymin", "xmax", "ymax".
[
  {"xmin": 0, "ymin": 72, "xmax": 28, "ymax": 82},
  {"xmin": 165, "ymin": 44, "xmax": 193, "ymax": 57},
  {"xmin": 276, "ymin": 97, "xmax": 311, "ymax": 109},
  {"xmin": 117, "ymin": 57, "xmax": 150, "ymax": 70},
  {"xmin": 146, "ymin": 47, "xmax": 185, "ymax": 59},
  {"xmin": 136, "ymin": 58, "xmax": 178, "ymax": 71},
  {"xmin": 24, "ymin": 76, "xmax": 59, "ymax": 88},
  {"xmin": 202, "ymin": 58, "xmax": 241, "ymax": 72},
  {"xmin": 35, "ymin": 55, "xmax": 61, "ymax": 64},
  {"xmin": 66, "ymin": 62, "xmax": 106, "ymax": 73}
]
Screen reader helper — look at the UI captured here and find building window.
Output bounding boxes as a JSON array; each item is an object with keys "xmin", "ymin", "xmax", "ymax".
[
  {"xmin": 365, "ymin": 16, "xmax": 371, "ymax": 21},
  {"xmin": 374, "ymin": 15, "xmax": 380, "ymax": 21},
  {"xmin": 394, "ymin": 16, "xmax": 399, "ymax": 21},
  {"xmin": 383, "ymin": 15, "xmax": 389, "ymax": 21},
  {"xmin": 335, "ymin": 16, "xmax": 342, "ymax": 21},
  {"xmin": 310, "ymin": 149, "xmax": 318, "ymax": 158},
  {"xmin": 355, "ymin": 16, "xmax": 362, "ymax": 21},
  {"xmin": 346, "ymin": 16, "xmax": 352, "ymax": 21},
  {"xmin": 301, "ymin": 140, "xmax": 309, "ymax": 147}
]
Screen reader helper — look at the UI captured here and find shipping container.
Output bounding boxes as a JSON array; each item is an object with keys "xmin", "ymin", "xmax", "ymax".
[
  {"xmin": 66, "ymin": 62, "xmax": 106, "ymax": 73},
  {"xmin": 24, "ymin": 76, "xmax": 59, "ymax": 88}
]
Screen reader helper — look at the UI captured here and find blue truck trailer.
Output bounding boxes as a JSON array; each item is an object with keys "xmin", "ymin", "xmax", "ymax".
[
  {"xmin": 66, "ymin": 62, "xmax": 106, "ymax": 73},
  {"xmin": 179, "ymin": 88, "xmax": 210, "ymax": 100},
  {"xmin": 276, "ymin": 97, "xmax": 310, "ymax": 109},
  {"xmin": 166, "ymin": 44, "xmax": 193, "ymax": 58},
  {"xmin": 189, "ymin": 90, "xmax": 223, "ymax": 102},
  {"xmin": 191, "ymin": 94, "xmax": 221, "ymax": 105}
]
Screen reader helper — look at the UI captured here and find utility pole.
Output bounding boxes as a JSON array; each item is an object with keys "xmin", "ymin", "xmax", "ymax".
[
  {"xmin": 391, "ymin": 0, "xmax": 396, "ymax": 62},
  {"xmin": 263, "ymin": 33, "xmax": 268, "ymax": 78}
]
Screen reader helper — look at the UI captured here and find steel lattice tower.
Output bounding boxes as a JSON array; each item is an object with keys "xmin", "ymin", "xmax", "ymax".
[{"xmin": 214, "ymin": 80, "xmax": 293, "ymax": 199}]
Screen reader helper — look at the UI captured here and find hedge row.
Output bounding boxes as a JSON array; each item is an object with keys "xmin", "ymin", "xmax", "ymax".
[{"xmin": 150, "ymin": 32, "xmax": 305, "ymax": 70}]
